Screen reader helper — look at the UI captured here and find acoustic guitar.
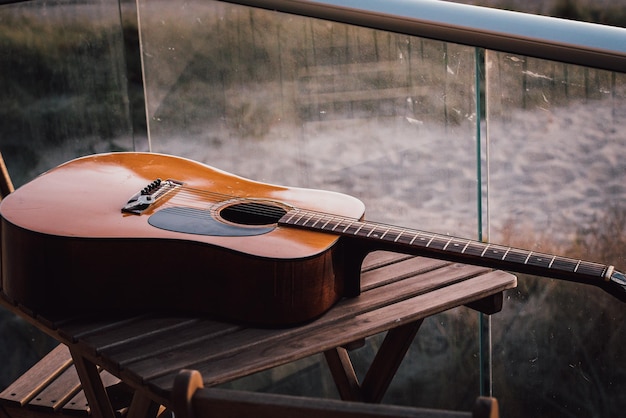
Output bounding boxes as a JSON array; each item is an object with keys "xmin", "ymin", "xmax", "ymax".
[{"xmin": 1, "ymin": 152, "xmax": 624, "ymax": 325}]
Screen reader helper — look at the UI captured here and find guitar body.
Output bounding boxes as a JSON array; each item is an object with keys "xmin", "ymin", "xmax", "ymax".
[{"xmin": 0, "ymin": 153, "xmax": 366, "ymax": 325}]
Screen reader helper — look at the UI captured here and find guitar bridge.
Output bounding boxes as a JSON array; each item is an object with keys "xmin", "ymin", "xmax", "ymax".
[{"xmin": 122, "ymin": 178, "xmax": 184, "ymax": 214}]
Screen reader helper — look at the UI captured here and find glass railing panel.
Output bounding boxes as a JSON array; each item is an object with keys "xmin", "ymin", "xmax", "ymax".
[
  {"xmin": 138, "ymin": 0, "xmax": 482, "ymax": 409},
  {"xmin": 139, "ymin": 0, "xmax": 480, "ymax": 236},
  {"xmin": 0, "ymin": 0, "xmax": 136, "ymax": 390},
  {"xmin": 486, "ymin": 50, "xmax": 626, "ymax": 417},
  {"xmin": 0, "ymin": 0, "xmax": 137, "ymax": 188}
]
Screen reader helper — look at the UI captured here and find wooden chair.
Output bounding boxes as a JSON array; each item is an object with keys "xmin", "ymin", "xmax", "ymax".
[
  {"xmin": 0, "ymin": 151, "xmax": 14, "ymax": 198},
  {"xmin": 172, "ymin": 369, "xmax": 499, "ymax": 418},
  {"xmin": 0, "ymin": 345, "xmax": 132, "ymax": 418}
]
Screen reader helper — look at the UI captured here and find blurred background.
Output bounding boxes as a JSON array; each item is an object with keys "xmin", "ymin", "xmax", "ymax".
[{"xmin": 1, "ymin": 1, "xmax": 625, "ymax": 416}]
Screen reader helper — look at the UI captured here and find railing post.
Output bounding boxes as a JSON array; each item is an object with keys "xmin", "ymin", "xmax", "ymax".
[{"xmin": 474, "ymin": 45, "xmax": 492, "ymax": 398}]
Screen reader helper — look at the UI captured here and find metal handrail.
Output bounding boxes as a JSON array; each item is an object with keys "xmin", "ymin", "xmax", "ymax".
[{"xmin": 221, "ymin": 0, "xmax": 626, "ymax": 73}]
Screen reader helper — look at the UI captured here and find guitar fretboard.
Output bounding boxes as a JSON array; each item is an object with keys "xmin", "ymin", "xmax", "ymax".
[{"xmin": 279, "ymin": 209, "xmax": 611, "ymax": 282}]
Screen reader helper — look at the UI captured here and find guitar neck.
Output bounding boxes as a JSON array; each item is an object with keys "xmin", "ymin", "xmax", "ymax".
[{"xmin": 279, "ymin": 209, "xmax": 618, "ymax": 288}]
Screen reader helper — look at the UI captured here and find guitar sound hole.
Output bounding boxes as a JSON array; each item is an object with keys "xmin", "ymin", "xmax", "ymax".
[{"xmin": 219, "ymin": 202, "xmax": 287, "ymax": 226}]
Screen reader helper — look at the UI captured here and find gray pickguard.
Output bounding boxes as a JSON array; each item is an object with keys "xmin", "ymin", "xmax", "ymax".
[{"xmin": 148, "ymin": 207, "xmax": 275, "ymax": 237}]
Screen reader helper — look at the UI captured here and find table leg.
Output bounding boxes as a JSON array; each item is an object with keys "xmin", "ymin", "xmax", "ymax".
[
  {"xmin": 324, "ymin": 347, "xmax": 362, "ymax": 402},
  {"xmin": 360, "ymin": 319, "xmax": 423, "ymax": 403},
  {"xmin": 127, "ymin": 391, "xmax": 162, "ymax": 418},
  {"xmin": 69, "ymin": 348, "xmax": 117, "ymax": 418},
  {"xmin": 324, "ymin": 319, "xmax": 423, "ymax": 404},
  {"xmin": 70, "ymin": 347, "xmax": 162, "ymax": 418}
]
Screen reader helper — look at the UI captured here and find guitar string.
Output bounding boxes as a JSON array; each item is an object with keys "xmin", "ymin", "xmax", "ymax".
[
  {"xmin": 148, "ymin": 185, "xmax": 607, "ymax": 275},
  {"xmin": 161, "ymin": 187, "xmax": 292, "ymax": 219},
  {"xmin": 167, "ymin": 186, "xmax": 558, "ymax": 248},
  {"xmin": 157, "ymin": 185, "xmax": 419, "ymax": 234},
  {"xmin": 167, "ymin": 188, "xmax": 537, "ymax": 254}
]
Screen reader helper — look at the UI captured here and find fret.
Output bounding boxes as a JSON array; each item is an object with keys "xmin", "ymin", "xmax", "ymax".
[
  {"xmin": 548, "ymin": 256, "xmax": 578, "ymax": 273},
  {"xmin": 288, "ymin": 211, "xmax": 305, "ymax": 224},
  {"xmin": 408, "ymin": 232, "xmax": 421, "ymax": 245},
  {"xmin": 379, "ymin": 227, "xmax": 391, "ymax": 240},
  {"xmin": 390, "ymin": 228, "xmax": 410, "ymax": 244},
  {"xmin": 330, "ymin": 219, "xmax": 342, "ymax": 231},
  {"xmin": 413, "ymin": 233, "xmax": 435, "ymax": 247},
  {"xmin": 343, "ymin": 222, "xmax": 362, "ymax": 236},
  {"xmin": 320, "ymin": 216, "xmax": 333, "ymax": 229},
  {"xmin": 502, "ymin": 247, "xmax": 511, "ymax": 260},
  {"xmin": 294, "ymin": 212, "xmax": 307, "ymax": 225},
  {"xmin": 282, "ymin": 210, "xmax": 299, "ymax": 224},
  {"xmin": 463, "ymin": 241, "xmax": 486, "ymax": 257},
  {"xmin": 481, "ymin": 244, "xmax": 511, "ymax": 260},
  {"xmin": 524, "ymin": 251, "xmax": 533, "ymax": 264},
  {"xmin": 356, "ymin": 224, "xmax": 377, "ymax": 238},
  {"xmin": 308, "ymin": 213, "xmax": 326, "ymax": 228},
  {"xmin": 442, "ymin": 237, "xmax": 454, "ymax": 251},
  {"xmin": 342, "ymin": 220, "xmax": 355, "ymax": 233},
  {"xmin": 367, "ymin": 226, "xmax": 387, "ymax": 239},
  {"xmin": 310, "ymin": 216, "xmax": 322, "ymax": 228},
  {"xmin": 502, "ymin": 248, "xmax": 530, "ymax": 264},
  {"xmin": 325, "ymin": 218, "xmax": 341, "ymax": 230},
  {"xmin": 575, "ymin": 260, "xmax": 608, "ymax": 278},
  {"xmin": 396, "ymin": 231, "xmax": 418, "ymax": 245},
  {"xmin": 301, "ymin": 213, "xmax": 316, "ymax": 226},
  {"xmin": 386, "ymin": 228, "xmax": 397, "ymax": 240},
  {"xmin": 573, "ymin": 260, "xmax": 582, "ymax": 273},
  {"xmin": 353, "ymin": 223, "xmax": 365, "ymax": 236},
  {"xmin": 526, "ymin": 253, "xmax": 552, "ymax": 269},
  {"xmin": 445, "ymin": 238, "xmax": 470, "ymax": 254},
  {"xmin": 337, "ymin": 219, "xmax": 355, "ymax": 232},
  {"xmin": 410, "ymin": 233, "xmax": 432, "ymax": 247},
  {"xmin": 330, "ymin": 218, "xmax": 352, "ymax": 232},
  {"xmin": 426, "ymin": 235, "xmax": 451, "ymax": 250}
]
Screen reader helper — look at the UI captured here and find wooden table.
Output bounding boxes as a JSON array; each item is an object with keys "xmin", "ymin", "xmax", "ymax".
[{"xmin": 0, "ymin": 251, "xmax": 516, "ymax": 418}]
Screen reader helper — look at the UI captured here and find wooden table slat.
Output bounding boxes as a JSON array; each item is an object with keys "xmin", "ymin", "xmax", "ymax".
[
  {"xmin": 56, "ymin": 315, "xmax": 155, "ymax": 344},
  {"xmin": 360, "ymin": 252, "xmax": 415, "ymax": 272},
  {"xmin": 76, "ymin": 317, "xmax": 202, "ymax": 356},
  {"xmin": 99, "ymin": 321, "xmax": 244, "ymax": 373},
  {"xmin": 114, "ymin": 263, "xmax": 491, "ymax": 384},
  {"xmin": 119, "ymin": 326, "xmax": 292, "ymax": 384},
  {"xmin": 34, "ymin": 313, "xmax": 100, "ymax": 333},
  {"xmin": 146, "ymin": 269, "xmax": 515, "ymax": 394},
  {"xmin": 361, "ymin": 257, "xmax": 450, "ymax": 291}
]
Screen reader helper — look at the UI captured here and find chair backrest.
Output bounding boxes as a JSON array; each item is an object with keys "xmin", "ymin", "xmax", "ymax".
[
  {"xmin": 0, "ymin": 151, "xmax": 14, "ymax": 199},
  {"xmin": 171, "ymin": 369, "xmax": 499, "ymax": 418}
]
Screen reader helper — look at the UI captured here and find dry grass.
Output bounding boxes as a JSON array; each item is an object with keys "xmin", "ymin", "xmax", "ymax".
[{"xmin": 489, "ymin": 208, "xmax": 626, "ymax": 417}]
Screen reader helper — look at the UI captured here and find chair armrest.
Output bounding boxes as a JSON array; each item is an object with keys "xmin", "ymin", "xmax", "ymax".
[{"xmin": 172, "ymin": 369, "xmax": 499, "ymax": 418}]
